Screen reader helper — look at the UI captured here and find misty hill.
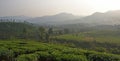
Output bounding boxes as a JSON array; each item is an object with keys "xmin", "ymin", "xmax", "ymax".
[
  {"xmin": 1, "ymin": 10, "xmax": 120, "ymax": 26},
  {"xmin": 0, "ymin": 16, "xmax": 31, "ymax": 22},
  {"xmin": 27, "ymin": 10, "xmax": 120, "ymax": 25},
  {"xmin": 75, "ymin": 10, "xmax": 120, "ymax": 25},
  {"xmin": 27, "ymin": 13, "xmax": 82, "ymax": 25}
]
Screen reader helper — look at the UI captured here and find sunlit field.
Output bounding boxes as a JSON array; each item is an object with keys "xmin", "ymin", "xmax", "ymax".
[{"xmin": 54, "ymin": 31, "xmax": 120, "ymax": 44}]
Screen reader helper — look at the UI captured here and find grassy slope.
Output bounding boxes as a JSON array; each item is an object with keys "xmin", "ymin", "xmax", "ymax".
[{"xmin": 54, "ymin": 30, "xmax": 120, "ymax": 44}]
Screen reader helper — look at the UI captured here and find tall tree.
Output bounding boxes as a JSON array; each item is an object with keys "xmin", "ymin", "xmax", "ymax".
[
  {"xmin": 38, "ymin": 27, "xmax": 46, "ymax": 40},
  {"xmin": 48, "ymin": 28, "xmax": 53, "ymax": 35}
]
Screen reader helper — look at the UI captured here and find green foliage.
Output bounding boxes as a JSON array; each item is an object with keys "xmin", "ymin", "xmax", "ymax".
[
  {"xmin": 0, "ymin": 22, "xmax": 35, "ymax": 39},
  {"xmin": 0, "ymin": 22, "xmax": 51, "ymax": 41},
  {"xmin": 52, "ymin": 31, "xmax": 120, "ymax": 54},
  {"xmin": 0, "ymin": 21, "xmax": 120, "ymax": 61},
  {"xmin": 0, "ymin": 47, "xmax": 14, "ymax": 61},
  {"xmin": 53, "ymin": 31, "xmax": 120, "ymax": 44},
  {"xmin": 0, "ymin": 40, "xmax": 119, "ymax": 61},
  {"xmin": 17, "ymin": 54, "xmax": 38, "ymax": 61},
  {"xmin": 88, "ymin": 53, "xmax": 120, "ymax": 61}
]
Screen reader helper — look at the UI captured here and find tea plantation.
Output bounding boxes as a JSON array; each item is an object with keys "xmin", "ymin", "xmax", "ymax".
[{"xmin": 0, "ymin": 40, "xmax": 119, "ymax": 61}]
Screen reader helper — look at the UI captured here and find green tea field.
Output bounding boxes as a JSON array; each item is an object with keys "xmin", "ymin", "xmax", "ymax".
[{"xmin": 0, "ymin": 40, "xmax": 120, "ymax": 61}]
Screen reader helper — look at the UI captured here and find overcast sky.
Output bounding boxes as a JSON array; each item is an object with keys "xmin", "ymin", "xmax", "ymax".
[{"xmin": 0, "ymin": 0, "xmax": 120, "ymax": 17}]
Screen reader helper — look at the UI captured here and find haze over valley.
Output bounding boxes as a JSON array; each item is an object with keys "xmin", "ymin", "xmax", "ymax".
[{"xmin": 1, "ymin": 10, "xmax": 120, "ymax": 26}]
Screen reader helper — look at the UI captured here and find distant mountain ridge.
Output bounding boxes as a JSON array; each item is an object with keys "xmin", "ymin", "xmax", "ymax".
[
  {"xmin": 74, "ymin": 10, "xmax": 120, "ymax": 25},
  {"xmin": 26, "ymin": 13, "xmax": 82, "ymax": 25},
  {"xmin": 27, "ymin": 10, "xmax": 120, "ymax": 25},
  {"xmin": 1, "ymin": 10, "xmax": 120, "ymax": 25},
  {"xmin": 0, "ymin": 16, "xmax": 31, "ymax": 22}
]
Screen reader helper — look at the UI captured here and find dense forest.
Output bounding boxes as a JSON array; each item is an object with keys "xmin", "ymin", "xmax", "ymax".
[{"xmin": 0, "ymin": 20, "xmax": 120, "ymax": 61}]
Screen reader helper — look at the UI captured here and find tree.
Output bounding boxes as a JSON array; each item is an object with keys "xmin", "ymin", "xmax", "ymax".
[
  {"xmin": 64, "ymin": 28, "xmax": 69, "ymax": 34},
  {"xmin": 22, "ymin": 27, "xmax": 28, "ymax": 39},
  {"xmin": 48, "ymin": 28, "xmax": 53, "ymax": 35},
  {"xmin": 38, "ymin": 27, "xmax": 46, "ymax": 40}
]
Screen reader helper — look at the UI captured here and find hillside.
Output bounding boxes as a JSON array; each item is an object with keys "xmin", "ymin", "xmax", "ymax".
[
  {"xmin": 0, "ymin": 11, "xmax": 120, "ymax": 61},
  {"xmin": 25, "ymin": 10, "xmax": 120, "ymax": 26},
  {"xmin": 74, "ymin": 10, "xmax": 120, "ymax": 25},
  {"xmin": 0, "ymin": 22, "xmax": 35, "ymax": 39},
  {"xmin": 1, "ymin": 10, "xmax": 120, "ymax": 26},
  {"xmin": 27, "ymin": 13, "xmax": 81, "ymax": 25},
  {"xmin": 0, "ymin": 16, "xmax": 31, "ymax": 22}
]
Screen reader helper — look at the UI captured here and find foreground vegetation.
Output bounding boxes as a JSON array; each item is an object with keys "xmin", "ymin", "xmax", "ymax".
[
  {"xmin": 0, "ymin": 21, "xmax": 120, "ymax": 61},
  {"xmin": 0, "ymin": 40, "xmax": 120, "ymax": 61},
  {"xmin": 51, "ymin": 31, "xmax": 120, "ymax": 54},
  {"xmin": 54, "ymin": 31, "xmax": 120, "ymax": 44}
]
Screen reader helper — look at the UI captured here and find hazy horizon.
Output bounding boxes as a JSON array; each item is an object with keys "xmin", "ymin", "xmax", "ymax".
[{"xmin": 0, "ymin": 0, "xmax": 120, "ymax": 17}]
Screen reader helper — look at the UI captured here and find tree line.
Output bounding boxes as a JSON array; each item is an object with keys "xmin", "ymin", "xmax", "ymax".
[{"xmin": 0, "ymin": 21, "xmax": 70, "ymax": 41}]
